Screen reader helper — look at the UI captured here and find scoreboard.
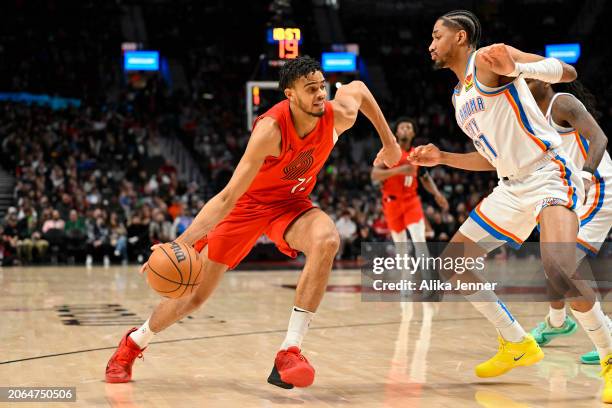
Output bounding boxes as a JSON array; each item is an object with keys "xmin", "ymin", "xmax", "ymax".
[{"xmin": 267, "ymin": 27, "xmax": 302, "ymax": 66}]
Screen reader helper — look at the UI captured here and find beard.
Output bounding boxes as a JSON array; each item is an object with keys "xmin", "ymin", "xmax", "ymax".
[
  {"xmin": 432, "ymin": 59, "xmax": 446, "ymax": 70},
  {"xmin": 298, "ymin": 99, "xmax": 325, "ymax": 117},
  {"xmin": 307, "ymin": 109, "xmax": 325, "ymax": 117}
]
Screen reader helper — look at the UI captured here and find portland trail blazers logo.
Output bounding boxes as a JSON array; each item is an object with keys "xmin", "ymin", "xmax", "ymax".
[{"xmin": 281, "ymin": 148, "xmax": 315, "ymax": 180}]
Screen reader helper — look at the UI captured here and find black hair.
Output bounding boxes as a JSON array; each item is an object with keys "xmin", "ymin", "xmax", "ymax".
[
  {"xmin": 553, "ymin": 80, "xmax": 602, "ymax": 120},
  {"xmin": 278, "ymin": 56, "xmax": 322, "ymax": 90},
  {"xmin": 439, "ymin": 10, "xmax": 481, "ymax": 49},
  {"xmin": 393, "ymin": 116, "xmax": 418, "ymax": 136}
]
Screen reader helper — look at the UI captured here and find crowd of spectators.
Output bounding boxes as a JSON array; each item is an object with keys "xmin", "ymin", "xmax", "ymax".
[
  {"xmin": 0, "ymin": 1, "xmax": 610, "ymax": 265},
  {"xmin": 0, "ymin": 90, "xmax": 499, "ymax": 265},
  {"xmin": 0, "ymin": 101, "xmax": 202, "ymax": 265}
]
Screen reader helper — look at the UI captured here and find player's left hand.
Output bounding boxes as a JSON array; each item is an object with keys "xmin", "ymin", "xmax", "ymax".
[
  {"xmin": 479, "ymin": 43, "xmax": 516, "ymax": 76},
  {"xmin": 373, "ymin": 141, "xmax": 402, "ymax": 167},
  {"xmin": 138, "ymin": 243, "xmax": 164, "ymax": 274},
  {"xmin": 582, "ymin": 177, "xmax": 594, "ymax": 203},
  {"xmin": 435, "ymin": 193, "xmax": 449, "ymax": 211}
]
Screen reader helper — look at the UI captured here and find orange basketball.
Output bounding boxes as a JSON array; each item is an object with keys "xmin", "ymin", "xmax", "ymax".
[{"xmin": 145, "ymin": 242, "xmax": 203, "ymax": 298}]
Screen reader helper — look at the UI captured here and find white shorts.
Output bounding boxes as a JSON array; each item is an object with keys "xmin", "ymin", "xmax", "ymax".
[
  {"xmin": 577, "ymin": 175, "xmax": 612, "ymax": 255},
  {"xmin": 460, "ymin": 155, "xmax": 584, "ymax": 249}
]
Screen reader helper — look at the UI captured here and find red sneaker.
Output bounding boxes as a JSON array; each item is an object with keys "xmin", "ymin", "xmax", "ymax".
[
  {"xmin": 267, "ymin": 346, "xmax": 315, "ymax": 389},
  {"xmin": 105, "ymin": 328, "xmax": 146, "ymax": 383}
]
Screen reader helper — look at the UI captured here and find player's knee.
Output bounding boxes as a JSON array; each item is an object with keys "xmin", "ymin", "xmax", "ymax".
[
  {"xmin": 542, "ymin": 255, "xmax": 574, "ymax": 279},
  {"xmin": 542, "ymin": 259, "xmax": 572, "ymax": 296},
  {"xmin": 311, "ymin": 230, "xmax": 340, "ymax": 257}
]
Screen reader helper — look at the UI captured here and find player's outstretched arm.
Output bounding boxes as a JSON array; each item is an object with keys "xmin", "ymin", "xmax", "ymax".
[
  {"xmin": 370, "ymin": 163, "xmax": 413, "ymax": 182},
  {"xmin": 476, "ymin": 43, "xmax": 577, "ymax": 83},
  {"xmin": 175, "ymin": 117, "xmax": 281, "ymax": 246},
  {"xmin": 408, "ymin": 143, "xmax": 495, "ymax": 171},
  {"xmin": 330, "ymin": 80, "xmax": 401, "ymax": 167},
  {"xmin": 553, "ymin": 94, "xmax": 608, "ymax": 192},
  {"xmin": 419, "ymin": 171, "xmax": 449, "ymax": 211}
]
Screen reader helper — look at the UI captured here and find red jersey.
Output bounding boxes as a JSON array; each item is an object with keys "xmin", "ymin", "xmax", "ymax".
[
  {"xmin": 239, "ymin": 99, "xmax": 336, "ymax": 205},
  {"xmin": 381, "ymin": 148, "xmax": 419, "ymax": 200}
]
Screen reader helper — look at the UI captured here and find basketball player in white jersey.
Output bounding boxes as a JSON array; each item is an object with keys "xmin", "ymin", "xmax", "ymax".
[
  {"xmin": 526, "ymin": 79, "xmax": 612, "ymax": 365},
  {"xmin": 409, "ymin": 10, "xmax": 612, "ymax": 402}
]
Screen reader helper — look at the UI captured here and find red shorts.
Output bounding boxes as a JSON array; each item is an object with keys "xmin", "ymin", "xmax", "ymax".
[
  {"xmin": 382, "ymin": 195, "xmax": 424, "ymax": 233},
  {"xmin": 193, "ymin": 198, "xmax": 315, "ymax": 269}
]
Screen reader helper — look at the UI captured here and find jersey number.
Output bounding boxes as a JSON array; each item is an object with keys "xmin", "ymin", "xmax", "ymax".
[
  {"xmin": 474, "ymin": 134, "xmax": 497, "ymax": 162},
  {"xmin": 404, "ymin": 176, "xmax": 413, "ymax": 187},
  {"xmin": 291, "ymin": 176, "xmax": 313, "ymax": 193}
]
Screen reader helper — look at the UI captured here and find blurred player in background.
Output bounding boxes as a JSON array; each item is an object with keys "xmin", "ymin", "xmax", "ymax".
[
  {"xmin": 105, "ymin": 56, "xmax": 401, "ymax": 389},
  {"xmin": 411, "ymin": 9, "xmax": 612, "ymax": 402},
  {"xmin": 371, "ymin": 117, "xmax": 449, "ymax": 247},
  {"xmin": 526, "ymin": 79, "xmax": 611, "ymax": 365},
  {"xmin": 372, "ymin": 117, "xmax": 448, "ymax": 300}
]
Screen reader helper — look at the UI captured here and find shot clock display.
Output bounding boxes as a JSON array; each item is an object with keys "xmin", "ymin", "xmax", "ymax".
[{"xmin": 267, "ymin": 27, "xmax": 302, "ymax": 65}]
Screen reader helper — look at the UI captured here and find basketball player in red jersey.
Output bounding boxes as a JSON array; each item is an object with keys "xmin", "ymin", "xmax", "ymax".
[
  {"xmin": 372, "ymin": 118, "xmax": 448, "ymax": 301},
  {"xmin": 105, "ymin": 56, "xmax": 401, "ymax": 388},
  {"xmin": 372, "ymin": 117, "xmax": 449, "ymax": 246}
]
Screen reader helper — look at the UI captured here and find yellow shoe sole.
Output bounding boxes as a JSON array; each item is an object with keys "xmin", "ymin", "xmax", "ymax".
[{"xmin": 475, "ymin": 348, "xmax": 544, "ymax": 378}]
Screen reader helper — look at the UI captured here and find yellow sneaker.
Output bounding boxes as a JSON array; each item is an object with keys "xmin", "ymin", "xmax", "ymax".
[
  {"xmin": 600, "ymin": 353, "xmax": 612, "ymax": 403},
  {"xmin": 475, "ymin": 334, "xmax": 544, "ymax": 378}
]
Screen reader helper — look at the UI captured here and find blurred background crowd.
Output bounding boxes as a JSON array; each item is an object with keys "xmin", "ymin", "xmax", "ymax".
[{"xmin": 0, "ymin": 0, "xmax": 610, "ymax": 266}]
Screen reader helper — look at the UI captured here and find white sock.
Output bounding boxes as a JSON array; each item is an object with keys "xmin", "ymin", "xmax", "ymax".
[
  {"xmin": 129, "ymin": 318, "xmax": 155, "ymax": 348},
  {"xmin": 465, "ymin": 290, "xmax": 526, "ymax": 343},
  {"xmin": 407, "ymin": 219, "xmax": 426, "ymax": 244},
  {"xmin": 390, "ymin": 229, "xmax": 408, "ymax": 244},
  {"xmin": 571, "ymin": 302, "xmax": 612, "ymax": 360},
  {"xmin": 548, "ymin": 306, "xmax": 567, "ymax": 328},
  {"xmin": 280, "ymin": 306, "xmax": 314, "ymax": 350}
]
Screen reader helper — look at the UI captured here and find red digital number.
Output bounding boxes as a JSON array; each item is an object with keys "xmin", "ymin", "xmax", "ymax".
[{"xmin": 279, "ymin": 40, "xmax": 298, "ymax": 59}]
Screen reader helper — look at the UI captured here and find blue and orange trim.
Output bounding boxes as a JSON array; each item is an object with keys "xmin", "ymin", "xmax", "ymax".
[
  {"xmin": 577, "ymin": 237, "xmax": 599, "ymax": 257},
  {"xmin": 473, "ymin": 65, "xmax": 551, "ymax": 153},
  {"xmin": 557, "ymin": 129, "xmax": 589, "ymax": 159},
  {"xmin": 550, "ymin": 154, "xmax": 578, "ymax": 211},
  {"xmin": 556, "ymin": 129, "xmax": 604, "ymax": 225},
  {"xmin": 469, "ymin": 202, "xmax": 524, "ymax": 249},
  {"xmin": 581, "ymin": 170, "xmax": 605, "ymax": 227}
]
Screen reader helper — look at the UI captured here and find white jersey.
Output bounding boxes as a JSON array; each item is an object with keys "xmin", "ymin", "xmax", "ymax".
[
  {"xmin": 453, "ymin": 51, "xmax": 564, "ymax": 178},
  {"xmin": 546, "ymin": 92, "xmax": 612, "ymax": 182}
]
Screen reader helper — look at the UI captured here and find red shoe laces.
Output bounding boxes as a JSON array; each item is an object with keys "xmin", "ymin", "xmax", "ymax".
[{"xmin": 116, "ymin": 346, "xmax": 144, "ymax": 366}]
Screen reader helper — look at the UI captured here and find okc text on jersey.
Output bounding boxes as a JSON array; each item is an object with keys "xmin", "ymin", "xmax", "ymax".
[{"xmin": 457, "ymin": 96, "xmax": 485, "ymax": 127}]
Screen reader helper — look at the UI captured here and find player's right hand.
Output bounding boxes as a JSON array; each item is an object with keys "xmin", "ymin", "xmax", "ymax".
[
  {"xmin": 150, "ymin": 243, "xmax": 162, "ymax": 252},
  {"xmin": 408, "ymin": 144, "xmax": 441, "ymax": 167},
  {"xmin": 373, "ymin": 141, "xmax": 402, "ymax": 167}
]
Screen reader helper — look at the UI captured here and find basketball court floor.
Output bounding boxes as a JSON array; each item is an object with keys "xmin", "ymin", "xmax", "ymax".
[{"xmin": 0, "ymin": 266, "xmax": 607, "ymax": 407}]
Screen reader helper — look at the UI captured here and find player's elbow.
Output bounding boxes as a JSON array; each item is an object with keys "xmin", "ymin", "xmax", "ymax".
[
  {"xmin": 337, "ymin": 82, "xmax": 363, "ymax": 113},
  {"xmin": 370, "ymin": 169, "xmax": 381, "ymax": 181},
  {"xmin": 219, "ymin": 189, "xmax": 240, "ymax": 209},
  {"xmin": 560, "ymin": 63, "xmax": 577, "ymax": 82},
  {"xmin": 344, "ymin": 80, "xmax": 365, "ymax": 90},
  {"xmin": 596, "ymin": 132, "xmax": 608, "ymax": 150}
]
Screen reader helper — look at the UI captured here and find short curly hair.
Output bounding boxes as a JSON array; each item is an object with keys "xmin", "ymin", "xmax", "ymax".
[
  {"xmin": 279, "ymin": 56, "xmax": 322, "ymax": 90},
  {"xmin": 393, "ymin": 116, "xmax": 418, "ymax": 136}
]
